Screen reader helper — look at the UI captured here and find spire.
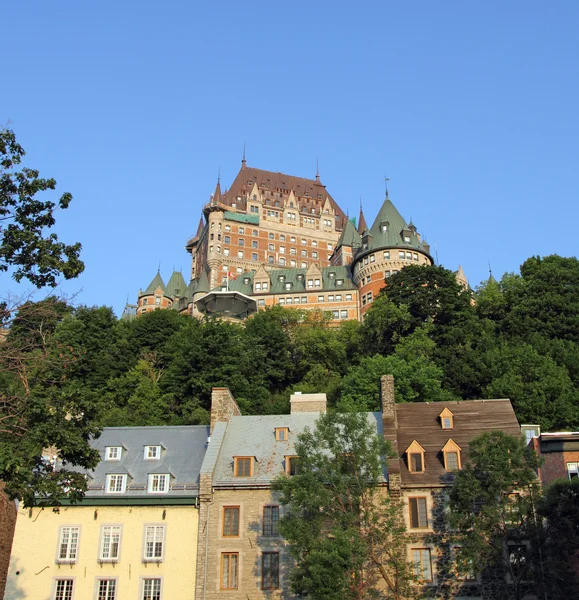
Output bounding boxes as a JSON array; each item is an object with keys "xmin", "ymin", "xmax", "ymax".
[
  {"xmin": 241, "ymin": 143, "xmax": 246, "ymax": 170},
  {"xmin": 315, "ymin": 157, "xmax": 320, "ymax": 183},
  {"xmin": 384, "ymin": 176, "xmax": 390, "ymax": 199},
  {"xmin": 145, "ymin": 270, "xmax": 166, "ymax": 294},
  {"xmin": 213, "ymin": 170, "xmax": 222, "ymax": 203},
  {"xmin": 357, "ymin": 196, "xmax": 368, "ymax": 234},
  {"xmin": 195, "ymin": 216, "xmax": 204, "ymax": 237}
]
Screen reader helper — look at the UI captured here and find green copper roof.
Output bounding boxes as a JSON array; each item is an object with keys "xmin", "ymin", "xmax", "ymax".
[
  {"xmin": 144, "ymin": 271, "xmax": 165, "ymax": 294},
  {"xmin": 224, "ymin": 211, "xmax": 259, "ymax": 225},
  {"xmin": 336, "ymin": 218, "xmax": 361, "ymax": 249},
  {"xmin": 364, "ymin": 197, "xmax": 429, "ymax": 255},
  {"xmin": 166, "ymin": 271, "xmax": 187, "ymax": 298},
  {"xmin": 217, "ymin": 266, "xmax": 356, "ymax": 296},
  {"xmin": 196, "ymin": 269, "xmax": 210, "ymax": 294}
]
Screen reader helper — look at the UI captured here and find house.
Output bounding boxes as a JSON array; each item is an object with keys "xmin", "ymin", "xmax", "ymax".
[
  {"xmin": 4, "ymin": 425, "xmax": 208, "ymax": 600},
  {"xmin": 380, "ymin": 375, "xmax": 522, "ymax": 598},
  {"xmin": 194, "ymin": 387, "xmax": 384, "ymax": 598},
  {"xmin": 531, "ymin": 430, "xmax": 579, "ymax": 486}
]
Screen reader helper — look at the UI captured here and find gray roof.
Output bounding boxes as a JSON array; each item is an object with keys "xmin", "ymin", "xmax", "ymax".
[
  {"xmin": 79, "ymin": 425, "xmax": 209, "ymax": 499},
  {"xmin": 212, "ymin": 412, "xmax": 384, "ymax": 487}
]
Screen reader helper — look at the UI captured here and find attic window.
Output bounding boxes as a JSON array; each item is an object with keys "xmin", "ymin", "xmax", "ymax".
[
  {"xmin": 336, "ymin": 279, "xmax": 343, "ymax": 287},
  {"xmin": 404, "ymin": 236, "xmax": 411, "ymax": 243},
  {"xmin": 381, "ymin": 224, "xmax": 388, "ymax": 233},
  {"xmin": 297, "ymin": 274, "xmax": 304, "ymax": 281},
  {"xmin": 144, "ymin": 445, "xmax": 161, "ymax": 460},
  {"xmin": 285, "ymin": 283, "xmax": 292, "ymax": 291},
  {"xmin": 285, "ymin": 456, "xmax": 300, "ymax": 476},
  {"xmin": 442, "ymin": 439, "xmax": 462, "ymax": 471},
  {"xmin": 278, "ymin": 275, "xmax": 285, "ymax": 282},
  {"xmin": 406, "ymin": 440, "xmax": 426, "ymax": 474},
  {"xmin": 275, "ymin": 428, "xmax": 289, "ymax": 441},
  {"xmin": 234, "ymin": 456, "xmax": 254, "ymax": 477},
  {"xmin": 439, "ymin": 408, "xmax": 454, "ymax": 430},
  {"xmin": 328, "ymin": 272, "xmax": 335, "ymax": 278},
  {"xmin": 105, "ymin": 446, "xmax": 121, "ymax": 461},
  {"xmin": 243, "ymin": 277, "xmax": 250, "ymax": 284}
]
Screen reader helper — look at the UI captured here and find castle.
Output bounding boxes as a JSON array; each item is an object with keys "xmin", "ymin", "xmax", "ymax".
[{"xmin": 128, "ymin": 158, "xmax": 466, "ymax": 321}]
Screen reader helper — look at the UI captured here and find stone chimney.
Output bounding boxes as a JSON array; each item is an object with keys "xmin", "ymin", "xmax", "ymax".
[
  {"xmin": 380, "ymin": 375, "xmax": 396, "ymax": 429},
  {"xmin": 210, "ymin": 387, "xmax": 242, "ymax": 434},
  {"xmin": 290, "ymin": 392, "xmax": 327, "ymax": 414}
]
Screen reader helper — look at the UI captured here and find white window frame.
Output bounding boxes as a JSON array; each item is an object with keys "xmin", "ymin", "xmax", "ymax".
[
  {"xmin": 148, "ymin": 474, "xmax": 170, "ymax": 494},
  {"xmin": 99, "ymin": 525, "xmax": 122, "ymax": 561},
  {"xmin": 52, "ymin": 577, "xmax": 75, "ymax": 600},
  {"xmin": 144, "ymin": 445, "xmax": 161, "ymax": 460},
  {"xmin": 567, "ymin": 462, "xmax": 579, "ymax": 480},
  {"xmin": 106, "ymin": 474, "xmax": 127, "ymax": 494},
  {"xmin": 143, "ymin": 525, "xmax": 166, "ymax": 561},
  {"xmin": 140, "ymin": 577, "xmax": 162, "ymax": 600},
  {"xmin": 57, "ymin": 526, "xmax": 80, "ymax": 563},
  {"xmin": 95, "ymin": 577, "xmax": 118, "ymax": 600},
  {"xmin": 105, "ymin": 446, "xmax": 121, "ymax": 461}
]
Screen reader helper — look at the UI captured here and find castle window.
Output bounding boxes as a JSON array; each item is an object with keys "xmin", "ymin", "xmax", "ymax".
[
  {"xmin": 255, "ymin": 282, "xmax": 262, "ymax": 291},
  {"xmin": 364, "ymin": 257, "xmax": 369, "ymax": 265},
  {"xmin": 225, "ymin": 224, "xmax": 231, "ymax": 231},
  {"xmin": 155, "ymin": 297, "xmax": 161, "ymax": 305},
  {"xmin": 263, "ymin": 506, "xmax": 280, "ymax": 536},
  {"xmin": 223, "ymin": 248, "xmax": 230, "ymax": 256},
  {"xmin": 399, "ymin": 251, "xmax": 405, "ymax": 259},
  {"xmin": 439, "ymin": 408, "xmax": 454, "ymax": 429},
  {"xmin": 285, "ymin": 283, "xmax": 292, "ymax": 291},
  {"xmin": 314, "ymin": 279, "xmax": 320, "ymax": 287},
  {"xmin": 384, "ymin": 251, "xmax": 390, "ymax": 259},
  {"xmin": 143, "ymin": 298, "xmax": 148, "ymax": 305},
  {"xmin": 243, "ymin": 277, "xmax": 250, "ymax": 284},
  {"xmin": 279, "ymin": 246, "xmax": 285, "ymax": 254},
  {"xmin": 567, "ymin": 463, "xmax": 579, "ymax": 480},
  {"xmin": 312, "ymin": 251, "xmax": 318, "ymax": 259},
  {"xmin": 336, "ymin": 279, "xmax": 343, "ymax": 286},
  {"xmin": 269, "ymin": 232, "xmax": 274, "ymax": 239},
  {"xmin": 252, "ymin": 253, "xmax": 258, "ymax": 261},
  {"xmin": 258, "ymin": 299, "xmax": 265, "ymax": 306},
  {"xmin": 332, "ymin": 310, "xmax": 339, "ymax": 319},
  {"xmin": 301, "ymin": 262, "xmax": 307, "ymax": 268},
  {"xmin": 275, "ymin": 427, "xmax": 289, "ymax": 441},
  {"xmin": 221, "ymin": 553, "xmax": 239, "ymax": 589},
  {"xmin": 442, "ymin": 439, "xmax": 462, "ymax": 471},
  {"xmin": 239, "ymin": 227, "xmax": 245, "ymax": 234},
  {"xmin": 238, "ymin": 238, "xmax": 245, "ymax": 246},
  {"xmin": 106, "ymin": 474, "xmax": 127, "ymax": 494},
  {"xmin": 346, "ymin": 294, "xmax": 352, "ymax": 301},
  {"xmin": 148, "ymin": 474, "xmax": 169, "ymax": 493},
  {"xmin": 412, "ymin": 548, "xmax": 432, "ymax": 582},
  {"xmin": 253, "ymin": 229, "xmax": 258, "ymax": 236},
  {"xmin": 318, "ymin": 295, "xmax": 324, "ymax": 303},
  {"xmin": 406, "ymin": 440, "xmax": 426, "ymax": 474},
  {"xmin": 290, "ymin": 247, "xmax": 296, "ymax": 255},
  {"xmin": 328, "ymin": 295, "xmax": 334, "ymax": 302},
  {"xmin": 370, "ymin": 254, "xmax": 375, "ymax": 262},
  {"xmin": 263, "ymin": 282, "xmax": 268, "ymax": 291},
  {"xmin": 385, "ymin": 270, "xmax": 391, "ymax": 278},
  {"xmin": 301, "ymin": 250, "xmax": 307, "ymax": 257},
  {"xmin": 268, "ymin": 244, "xmax": 274, "ymax": 251},
  {"xmin": 404, "ymin": 236, "xmax": 411, "ymax": 243},
  {"xmin": 231, "ymin": 203, "xmax": 236, "ymax": 208},
  {"xmin": 308, "ymin": 279, "xmax": 313, "ymax": 288},
  {"xmin": 301, "ymin": 296, "xmax": 307, "ymax": 303},
  {"xmin": 336, "ymin": 294, "xmax": 342, "ymax": 301},
  {"xmin": 413, "ymin": 253, "xmax": 418, "ymax": 261},
  {"xmin": 340, "ymin": 310, "xmax": 348, "ymax": 319},
  {"xmin": 262, "ymin": 552, "xmax": 280, "ymax": 590},
  {"xmin": 145, "ymin": 445, "xmax": 161, "ymax": 460},
  {"xmin": 234, "ymin": 457, "xmax": 254, "ymax": 477},
  {"xmin": 238, "ymin": 250, "xmax": 244, "ymax": 259},
  {"xmin": 252, "ymin": 240, "xmax": 258, "ymax": 248},
  {"xmin": 301, "ymin": 238, "xmax": 307, "ymax": 245},
  {"xmin": 381, "ymin": 224, "xmax": 388, "ymax": 233},
  {"xmin": 406, "ymin": 252, "xmax": 412, "ymax": 259},
  {"xmin": 280, "ymin": 234, "xmax": 286, "ymax": 241},
  {"xmin": 279, "ymin": 298, "xmax": 285, "ymax": 305},
  {"xmin": 278, "ymin": 275, "xmax": 285, "ymax": 282},
  {"xmin": 268, "ymin": 256, "xmax": 274, "ymax": 264}
]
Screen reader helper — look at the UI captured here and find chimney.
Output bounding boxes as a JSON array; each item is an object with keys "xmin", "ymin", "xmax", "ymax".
[
  {"xmin": 290, "ymin": 392, "xmax": 327, "ymax": 414},
  {"xmin": 210, "ymin": 387, "xmax": 242, "ymax": 434},
  {"xmin": 380, "ymin": 375, "xmax": 397, "ymax": 429}
]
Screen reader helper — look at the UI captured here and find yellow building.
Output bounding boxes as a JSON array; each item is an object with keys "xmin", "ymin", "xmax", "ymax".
[{"xmin": 5, "ymin": 425, "xmax": 209, "ymax": 600}]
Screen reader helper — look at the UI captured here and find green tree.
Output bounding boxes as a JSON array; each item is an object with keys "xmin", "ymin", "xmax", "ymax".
[
  {"xmin": 448, "ymin": 431, "xmax": 543, "ymax": 600},
  {"xmin": 275, "ymin": 411, "xmax": 417, "ymax": 600},
  {"xmin": 0, "ymin": 128, "xmax": 83, "ymax": 287}
]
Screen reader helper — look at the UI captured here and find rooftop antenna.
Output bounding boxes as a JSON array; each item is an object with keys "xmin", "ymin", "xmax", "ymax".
[
  {"xmin": 434, "ymin": 242, "xmax": 439, "ymax": 265},
  {"xmin": 242, "ymin": 143, "xmax": 246, "ymax": 169},
  {"xmin": 315, "ymin": 157, "xmax": 320, "ymax": 183},
  {"xmin": 384, "ymin": 176, "xmax": 390, "ymax": 198},
  {"xmin": 157, "ymin": 261, "xmax": 161, "ymax": 273}
]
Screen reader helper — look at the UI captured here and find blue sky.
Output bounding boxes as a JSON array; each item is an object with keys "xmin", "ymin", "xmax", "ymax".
[{"xmin": 3, "ymin": 1, "xmax": 578, "ymax": 314}]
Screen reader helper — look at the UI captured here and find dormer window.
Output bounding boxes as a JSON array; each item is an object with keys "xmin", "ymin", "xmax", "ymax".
[
  {"xmin": 144, "ymin": 445, "xmax": 161, "ymax": 460},
  {"xmin": 275, "ymin": 427, "xmax": 289, "ymax": 441},
  {"xmin": 285, "ymin": 283, "xmax": 292, "ymax": 291},
  {"xmin": 105, "ymin": 446, "xmax": 122, "ymax": 461},
  {"xmin": 278, "ymin": 275, "xmax": 285, "ymax": 282},
  {"xmin": 336, "ymin": 279, "xmax": 343, "ymax": 287},
  {"xmin": 234, "ymin": 456, "xmax": 254, "ymax": 477},
  {"xmin": 381, "ymin": 224, "xmax": 388, "ymax": 233},
  {"xmin": 442, "ymin": 439, "xmax": 462, "ymax": 471},
  {"xmin": 243, "ymin": 277, "xmax": 250, "ymax": 285},
  {"xmin": 328, "ymin": 272, "xmax": 335, "ymax": 278},
  {"xmin": 406, "ymin": 441, "xmax": 426, "ymax": 474},
  {"xmin": 439, "ymin": 408, "xmax": 454, "ymax": 430},
  {"xmin": 285, "ymin": 456, "xmax": 300, "ymax": 476}
]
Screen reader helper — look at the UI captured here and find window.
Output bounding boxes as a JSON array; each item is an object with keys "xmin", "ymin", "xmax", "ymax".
[
  {"xmin": 409, "ymin": 497, "xmax": 428, "ymax": 528},
  {"xmin": 275, "ymin": 427, "xmax": 289, "ymax": 441},
  {"xmin": 406, "ymin": 251, "xmax": 412, "ymax": 259},
  {"xmin": 234, "ymin": 456, "xmax": 253, "ymax": 477},
  {"xmin": 399, "ymin": 251, "xmax": 405, "ymax": 259},
  {"xmin": 106, "ymin": 474, "xmax": 127, "ymax": 494},
  {"xmin": 279, "ymin": 257, "xmax": 286, "ymax": 266},
  {"xmin": 290, "ymin": 247, "xmax": 296, "ymax": 255},
  {"xmin": 221, "ymin": 553, "xmax": 239, "ymax": 589},
  {"xmin": 252, "ymin": 252, "xmax": 258, "ymax": 261},
  {"xmin": 568, "ymin": 462, "xmax": 579, "ymax": 480},
  {"xmin": 328, "ymin": 295, "xmax": 334, "ymax": 302},
  {"xmin": 454, "ymin": 547, "xmax": 476, "ymax": 581},
  {"xmin": 238, "ymin": 250, "xmax": 244, "ymax": 259},
  {"xmin": 301, "ymin": 249, "xmax": 307, "ymax": 257},
  {"xmin": 290, "ymin": 236, "xmax": 296, "ymax": 242},
  {"xmin": 280, "ymin": 234, "xmax": 286, "ymax": 241},
  {"xmin": 262, "ymin": 552, "xmax": 280, "ymax": 590},
  {"xmin": 412, "ymin": 548, "xmax": 432, "ymax": 582},
  {"xmin": 279, "ymin": 245, "xmax": 285, "ymax": 254},
  {"xmin": 406, "ymin": 441, "xmax": 425, "ymax": 473},
  {"xmin": 252, "ymin": 240, "xmax": 258, "ymax": 248},
  {"xmin": 440, "ymin": 407, "xmax": 454, "ymax": 429},
  {"xmin": 225, "ymin": 224, "xmax": 231, "ymax": 231},
  {"xmin": 143, "ymin": 298, "xmax": 148, "ymax": 305},
  {"xmin": 263, "ymin": 506, "xmax": 280, "ymax": 537},
  {"xmin": 269, "ymin": 232, "xmax": 274, "ymax": 239},
  {"xmin": 258, "ymin": 299, "xmax": 265, "ymax": 306},
  {"xmin": 148, "ymin": 474, "xmax": 169, "ymax": 493},
  {"xmin": 58, "ymin": 526, "xmax": 80, "ymax": 562},
  {"xmin": 307, "ymin": 279, "xmax": 313, "ymax": 288},
  {"xmin": 255, "ymin": 282, "xmax": 261, "ymax": 291},
  {"xmin": 442, "ymin": 439, "xmax": 462, "ymax": 471},
  {"xmin": 154, "ymin": 296, "xmax": 161, "ymax": 306},
  {"xmin": 96, "ymin": 578, "xmax": 117, "ymax": 600},
  {"xmin": 279, "ymin": 298, "xmax": 285, "ymax": 305},
  {"xmin": 286, "ymin": 455, "xmax": 300, "ymax": 476},
  {"xmin": 239, "ymin": 227, "xmax": 245, "ymax": 234},
  {"xmin": 508, "ymin": 545, "xmax": 527, "ymax": 578},
  {"xmin": 301, "ymin": 238, "xmax": 307, "ymax": 245},
  {"xmin": 53, "ymin": 579, "xmax": 74, "ymax": 600},
  {"xmin": 346, "ymin": 294, "xmax": 352, "ymax": 301},
  {"xmin": 314, "ymin": 279, "xmax": 320, "ymax": 287},
  {"xmin": 105, "ymin": 447, "xmax": 121, "ymax": 461},
  {"xmin": 413, "ymin": 252, "xmax": 418, "ymax": 261},
  {"xmin": 223, "ymin": 506, "xmax": 240, "ymax": 537},
  {"xmin": 141, "ymin": 578, "xmax": 161, "ymax": 600},
  {"xmin": 370, "ymin": 254, "xmax": 375, "ymax": 262},
  {"xmin": 340, "ymin": 310, "xmax": 348, "ymax": 319},
  {"xmin": 318, "ymin": 295, "xmax": 324, "ymax": 303},
  {"xmin": 223, "ymin": 248, "xmax": 230, "ymax": 256},
  {"xmin": 301, "ymin": 297, "xmax": 307, "ymax": 303},
  {"xmin": 144, "ymin": 445, "xmax": 161, "ymax": 460},
  {"xmin": 384, "ymin": 251, "xmax": 390, "ymax": 259},
  {"xmin": 143, "ymin": 525, "xmax": 165, "ymax": 561},
  {"xmin": 99, "ymin": 526, "xmax": 121, "ymax": 560},
  {"xmin": 262, "ymin": 282, "xmax": 268, "ymax": 291},
  {"xmin": 268, "ymin": 243, "xmax": 274, "ymax": 251},
  {"xmin": 253, "ymin": 229, "xmax": 258, "ymax": 236}
]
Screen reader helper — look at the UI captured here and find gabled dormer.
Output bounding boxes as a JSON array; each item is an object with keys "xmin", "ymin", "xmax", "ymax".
[
  {"xmin": 439, "ymin": 408, "xmax": 454, "ymax": 430},
  {"xmin": 441, "ymin": 439, "xmax": 462, "ymax": 471},
  {"xmin": 253, "ymin": 265, "xmax": 270, "ymax": 293},
  {"xmin": 406, "ymin": 440, "xmax": 426, "ymax": 474}
]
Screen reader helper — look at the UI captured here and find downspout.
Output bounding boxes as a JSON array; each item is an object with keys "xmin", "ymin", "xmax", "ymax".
[{"xmin": 203, "ymin": 502, "xmax": 211, "ymax": 600}]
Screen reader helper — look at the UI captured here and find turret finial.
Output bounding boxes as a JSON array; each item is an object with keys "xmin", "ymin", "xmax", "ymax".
[{"xmin": 384, "ymin": 176, "xmax": 390, "ymax": 199}]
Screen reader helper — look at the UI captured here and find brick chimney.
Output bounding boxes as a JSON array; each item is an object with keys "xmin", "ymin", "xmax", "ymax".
[
  {"xmin": 210, "ymin": 387, "xmax": 242, "ymax": 434},
  {"xmin": 290, "ymin": 392, "xmax": 327, "ymax": 414},
  {"xmin": 380, "ymin": 375, "xmax": 396, "ymax": 429}
]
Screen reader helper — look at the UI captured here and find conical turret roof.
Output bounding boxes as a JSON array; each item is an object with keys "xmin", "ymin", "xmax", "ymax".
[
  {"xmin": 166, "ymin": 271, "xmax": 187, "ymax": 298},
  {"xmin": 366, "ymin": 197, "xmax": 428, "ymax": 255},
  {"xmin": 357, "ymin": 206, "xmax": 368, "ymax": 234},
  {"xmin": 144, "ymin": 271, "xmax": 166, "ymax": 294},
  {"xmin": 336, "ymin": 218, "xmax": 362, "ymax": 249},
  {"xmin": 196, "ymin": 269, "xmax": 210, "ymax": 294}
]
